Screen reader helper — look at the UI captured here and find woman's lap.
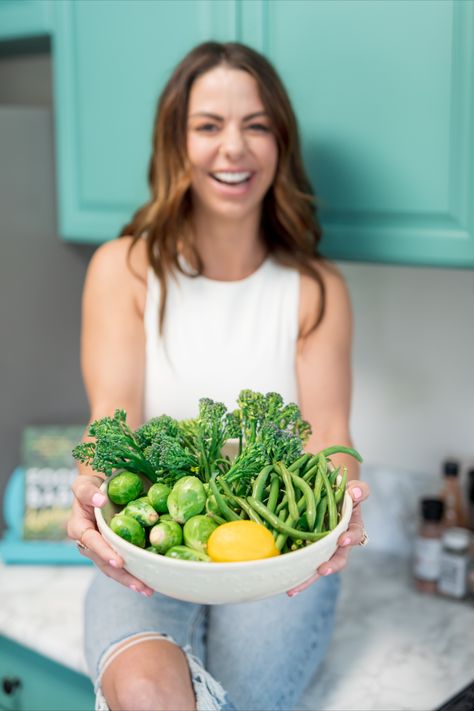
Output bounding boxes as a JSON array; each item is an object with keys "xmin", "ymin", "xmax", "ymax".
[{"xmin": 84, "ymin": 570, "xmax": 340, "ymax": 711}]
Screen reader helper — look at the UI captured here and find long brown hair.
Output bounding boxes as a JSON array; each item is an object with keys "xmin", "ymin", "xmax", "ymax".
[{"xmin": 120, "ymin": 41, "xmax": 326, "ymax": 335}]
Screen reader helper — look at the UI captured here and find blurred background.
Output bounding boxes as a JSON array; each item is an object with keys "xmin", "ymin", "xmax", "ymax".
[{"xmin": 1, "ymin": 2, "xmax": 473, "ymax": 710}]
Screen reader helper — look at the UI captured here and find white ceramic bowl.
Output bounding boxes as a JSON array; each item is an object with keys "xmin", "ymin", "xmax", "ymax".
[{"xmin": 95, "ymin": 473, "xmax": 352, "ymax": 605}]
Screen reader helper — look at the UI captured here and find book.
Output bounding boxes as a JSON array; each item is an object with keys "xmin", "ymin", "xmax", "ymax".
[{"xmin": 21, "ymin": 425, "xmax": 85, "ymax": 541}]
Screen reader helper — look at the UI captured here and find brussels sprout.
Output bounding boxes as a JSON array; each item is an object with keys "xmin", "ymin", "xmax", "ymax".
[
  {"xmin": 167, "ymin": 476, "xmax": 206, "ymax": 524},
  {"xmin": 149, "ymin": 519, "xmax": 183, "ymax": 554},
  {"xmin": 107, "ymin": 472, "xmax": 143, "ymax": 506},
  {"xmin": 123, "ymin": 497, "xmax": 159, "ymax": 527},
  {"xmin": 147, "ymin": 482, "xmax": 171, "ymax": 513},
  {"xmin": 183, "ymin": 515, "xmax": 218, "ymax": 554},
  {"xmin": 110, "ymin": 513, "xmax": 145, "ymax": 548},
  {"xmin": 165, "ymin": 545, "xmax": 210, "ymax": 562}
]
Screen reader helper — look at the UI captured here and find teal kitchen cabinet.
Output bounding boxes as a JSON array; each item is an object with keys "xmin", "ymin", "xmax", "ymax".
[
  {"xmin": 241, "ymin": 0, "xmax": 474, "ymax": 267},
  {"xmin": 0, "ymin": 635, "xmax": 94, "ymax": 711},
  {"xmin": 0, "ymin": 0, "xmax": 53, "ymax": 42},
  {"xmin": 51, "ymin": 0, "xmax": 474, "ymax": 267},
  {"xmin": 51, "ymin": 0, "xmax": 237, "ymax": 243}
]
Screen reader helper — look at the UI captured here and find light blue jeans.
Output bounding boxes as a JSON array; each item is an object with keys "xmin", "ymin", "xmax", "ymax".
[{"xmin": 84, "ymin": 571, "xmax": 341, "ymax": 711}]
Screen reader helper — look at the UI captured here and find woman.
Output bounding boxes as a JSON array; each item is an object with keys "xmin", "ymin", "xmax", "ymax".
[{"xmin": 68, "ymin": 41, "xmax": 369, "ymax": 711}]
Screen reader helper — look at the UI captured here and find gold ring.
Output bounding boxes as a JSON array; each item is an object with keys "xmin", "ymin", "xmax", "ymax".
[
  {"xmin": 359, "ymin": 530, "xmax": 369, "ymax": 547},
  {"xmin": 76, "ymin": 540, "xmax": 88, "ymax": 552}
]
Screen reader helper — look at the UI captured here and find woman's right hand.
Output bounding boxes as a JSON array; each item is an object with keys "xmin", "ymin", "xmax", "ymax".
[{"xmin": 68, "ymin": 474, "xmax": 154, "ymax": 597}]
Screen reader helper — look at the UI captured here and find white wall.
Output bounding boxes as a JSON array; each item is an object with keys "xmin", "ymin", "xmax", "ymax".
[{"xmin": 339, "ymin": 262, "xmax": 474, "ymax": 477}]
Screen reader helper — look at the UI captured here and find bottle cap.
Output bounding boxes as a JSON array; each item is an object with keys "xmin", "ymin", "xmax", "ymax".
[
  {"xmin": 443, "ymin": 460, "xmax": 459, "ymax": 477},
  {"xmin": 441, "ymin": 527, "xmax": 471, "ymax": 551},
  {"xmin": 421, "ymin": 497, "xmax": 444, "ymax": 522}
]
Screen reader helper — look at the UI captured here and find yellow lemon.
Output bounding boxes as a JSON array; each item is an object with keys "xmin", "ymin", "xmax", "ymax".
[{"xmin": 207, "ymin": 520, "xmax": 280, "ymax": 562}]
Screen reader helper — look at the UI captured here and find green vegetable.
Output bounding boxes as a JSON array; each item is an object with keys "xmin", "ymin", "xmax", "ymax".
[
  {"xmin": 123, "ymin": 497, "xmax": 159, "ymax": 527},
  {"xmin": 72, "ymin": 410, "xmax": 156, "ymax": 480},
  {"xmin": 183, "ymin": 515, "xmax": 218, "ymax": 553},
  {"xmin": 247, "ymin": 497, "xmax": 329, "ymax": 542},
  {"xmin": 147, "ymin": 482, "xmax": 171, "ymax": 513},
  {"xmin": 110, "ymin": 513, "xmax": 146, "ymax": 547},
  {"xmin": 167, "ymin": 476, "xmax": 206, "ymax": 524},
  {"xmin": 209, "ymin": 474, "xmax": 241, "ymax": 522},
  {"xmin": 107, "ymin": 472, "xmax": 144, "ymax": 506},
  {"xmin": 149, "ymin": 519, "xmax": 183, "ymax": 554},
  {"xmin": 165, "ymin": 545, "xmax": 210, "ymax": 562}
]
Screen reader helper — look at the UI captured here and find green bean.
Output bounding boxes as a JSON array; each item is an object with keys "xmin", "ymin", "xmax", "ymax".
[
  {"xmin": 209, "ymin": 475, "xmax": 241, "ymax": 522},
  {"xmin": 207, "ymin": 511, "xmax": 227, "ymax": 526},
  {"xmin": 290, "ymin": 471, "xmax": 316, "ymax": 530},
  {"xmin": 266, "ymin": 474, "xmax": 280, "ymax": 514},
  {"xmin": 334, "ymin": 467, "xmax": 348, "ymax": 505},
  {"xmin": 302, "ymin": 462, "xmax": 319, "ymax": 483},
  {"xmin": 275, "ymin": 462, "xmax": 299, "ymax": 520},
  {"xmin": 303, "ymin": 454, "xmax": 320, "ymax": 473},
  {"xmin": 234, "ymin": 495, "xmax": 264, "ymax": 525},
  {"xmin": 314, "ymin": 445, "xmax": 363, "ymax": 463},
  {"xmin": 288, "ymin": 453, "xmax": 311, "ymax": 472},
  {"xmin": 329, "ymin": 465, "xmax": 340, "ymax": 486},
  {"xmin": 315, "ymin": 496, "xmax": 328, "ymax": 532},
  {"xmin": 247, "ymin": 497, "xmax": 330, "ymax": 542},
  {"xmin": 319, "ymin": 466, "xmax": 337, "ymax": 529},
  {"xmin": 252, "ymin": 464, "xmax": 274, "ymax": 501}
]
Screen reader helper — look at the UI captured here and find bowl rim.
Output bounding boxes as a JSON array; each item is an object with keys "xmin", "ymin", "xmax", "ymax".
[{"xmin": 95, "ymin": 481, "xmax": 352, "ymax": 571}]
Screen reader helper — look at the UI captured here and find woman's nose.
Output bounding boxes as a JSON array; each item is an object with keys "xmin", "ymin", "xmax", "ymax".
[{"xmin": 220, "ymin": 126, "xmax": 246, "ymax": 159}]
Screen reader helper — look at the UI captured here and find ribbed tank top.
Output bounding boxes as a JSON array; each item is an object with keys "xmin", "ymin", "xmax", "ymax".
[{"xmin": 143, "ymin": 256, "xmax": 300, "ymax": 421}]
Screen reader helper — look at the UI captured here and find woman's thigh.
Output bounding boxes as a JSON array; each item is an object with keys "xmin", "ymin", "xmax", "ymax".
[
  {"xmin": 84, "ymin": 571, "xmax": 206, "ymax": 684},
  {"xmin": 206, "ymin": 574, "xmax": 341, "ymax": 711}
]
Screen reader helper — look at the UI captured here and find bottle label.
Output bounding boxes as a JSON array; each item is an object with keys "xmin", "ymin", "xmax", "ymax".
[
  {"xmin": 438, "ymin": 553, "xmax": 468, "ymax": 598},
  {"xmin": 414, "ymin": 538, "xmax": 442, "ymax": 581}
]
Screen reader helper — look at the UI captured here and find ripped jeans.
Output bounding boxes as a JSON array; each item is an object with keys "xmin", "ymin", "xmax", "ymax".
[{"xmin": 84, "ymin": 570, "xmax": 341, "ymax": 711}]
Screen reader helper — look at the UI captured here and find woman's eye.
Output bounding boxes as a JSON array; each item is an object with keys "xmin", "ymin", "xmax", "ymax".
[
  {"xmin": 248, "ymin": 124, "xmax": 270, "ymax": 132},
  {"xmin": 196, "ymin": 124, "xmax": 218, "ymax": 132}
]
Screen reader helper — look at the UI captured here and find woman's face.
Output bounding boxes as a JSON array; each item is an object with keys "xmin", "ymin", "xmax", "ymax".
[{"xmin": 186, "ymin": 65, "xmax": 278, "ymax": 222}]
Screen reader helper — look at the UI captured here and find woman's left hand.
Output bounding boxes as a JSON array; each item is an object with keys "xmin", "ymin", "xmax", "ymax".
[{"xmin": 286, "ymin": 479, "xmax": 370, "ymax": 596}]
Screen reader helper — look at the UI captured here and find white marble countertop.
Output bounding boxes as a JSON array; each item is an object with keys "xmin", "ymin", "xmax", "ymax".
[{"xmin": 1, "ymin": 551, "xmax": 473, "ymax": 710}]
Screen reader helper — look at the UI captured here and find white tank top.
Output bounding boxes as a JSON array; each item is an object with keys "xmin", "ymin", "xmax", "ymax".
[{"xmin": 143, "ymin": 256, "xmax": 300, "ymax": 420}]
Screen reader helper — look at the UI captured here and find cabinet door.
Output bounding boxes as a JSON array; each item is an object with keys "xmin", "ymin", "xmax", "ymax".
[
  {"xmin": 241, "ymin": 0, "xmax": 474, "ymax": 267},
  {"xmin": 0, "ymin": 635, "xmax": 94, "ymax": 711},
  {"xmin": 0, "ymin": 0, "xmax": 53, "ymax": 42},
  {"xmin": 52, "ymin": 0, "xmax": 237, "ymax": 243}
]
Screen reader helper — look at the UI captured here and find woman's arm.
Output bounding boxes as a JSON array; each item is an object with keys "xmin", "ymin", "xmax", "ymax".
[
  {"xmin": 289, "ymin": 261, "xmax": 369, "ymax": 595},
  {"xmin": 296, "ymin": 261, "xmax": 359, "ymax": 479},
  {"xmin": 68, "ymin": 237, "xmax": 154, "ymax": 594}
]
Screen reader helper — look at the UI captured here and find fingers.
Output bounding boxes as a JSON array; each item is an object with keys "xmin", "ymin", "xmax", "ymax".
[
  {"xmin": 347, "ymin": 479, "xmax": 370, "ymax": 507},
  {"xmin": 72, "ymin": 474, "xmax": 107, "ymax": 508},
  {"xmin": 77, "ymin": 537, "xmax": 154, "ymax": 597},
  {"xmin": 287, "ymin": 572, "xmax": 320, "ymax": 597}
]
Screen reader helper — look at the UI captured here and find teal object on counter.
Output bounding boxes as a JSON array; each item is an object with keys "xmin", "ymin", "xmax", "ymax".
[
  {"xmin": 0, "ymin": 468, "xmax": 92, "ymax": 565},
  {"xmin": 0, "ymin": 635, "xmax": 95, "ymax": 711}
]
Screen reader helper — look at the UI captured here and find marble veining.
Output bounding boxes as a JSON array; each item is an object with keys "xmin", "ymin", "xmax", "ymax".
[{"xmin": 1, "ymin": 550, "xmax": 473, "ymax": 710}]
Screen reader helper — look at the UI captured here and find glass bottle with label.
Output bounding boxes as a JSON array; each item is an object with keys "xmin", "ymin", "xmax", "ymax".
[
  {"xmin": 438, "ymin": 460, "xmax": 467, "ymax": 528},
  {"xmin": 438, "ymin": 527, "xmax": 471, "ymax": 599},
  {"xmin": 413, "ymin": 497, "xmax": 444, "ymax": 594}
]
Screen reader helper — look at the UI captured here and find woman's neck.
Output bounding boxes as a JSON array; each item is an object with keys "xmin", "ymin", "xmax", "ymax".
[{"xmin": 185, "ymin": 211, "xmax": 267, "ymax": 281}]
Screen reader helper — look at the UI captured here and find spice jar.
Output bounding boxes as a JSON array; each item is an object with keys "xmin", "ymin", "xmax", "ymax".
[
  {"xmin": 413, "ymin": 498, "xmax": 444, "ymax": 594},
  {"xmin": 438, "ymin": 460, "xmax": 467, "ymax": 528},
  {"xmin": 438, "ymin": 527, "xmax": 471, "ymax": 599}
]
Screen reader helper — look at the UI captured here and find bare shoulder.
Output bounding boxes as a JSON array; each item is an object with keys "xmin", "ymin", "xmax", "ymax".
[
  {"xmin": 85, "ymin": 236, "xmax": 149, "ymax": 316},
  {"xmin": 298, "ymin": 258, "xmax": 352, "ymax": 338}
]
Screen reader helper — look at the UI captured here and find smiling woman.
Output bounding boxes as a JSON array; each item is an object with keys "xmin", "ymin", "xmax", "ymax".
[{"xmin": 69, "ymin": 40, "xmax": 369, "ymax": 711}]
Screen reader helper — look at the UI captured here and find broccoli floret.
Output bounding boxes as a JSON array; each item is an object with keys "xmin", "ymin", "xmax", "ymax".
[
  {"xmin": 135, "ymin": 415, "xmax": 179, "ymax": 449},
  {"xmin": 72, "ymin": 409, "xmax": 156, "ymax": 480},
  {"xmin": 145, "ymin": 433, "xmax": 199, "ymax": 484}
]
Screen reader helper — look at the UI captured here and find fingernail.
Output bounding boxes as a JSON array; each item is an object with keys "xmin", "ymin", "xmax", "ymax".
[
  {"xmin": 323, "ymin": 568, "xmax": 333, "ymax": 576},
  {"xmin": 287, "ymin": 591, "xmax": 299, "ymax": 598},
  {"xmin": 340, "ymin": 537, "xmax": 351, "ymax": 547},
  {"xmin": 92, "ymin": 492, "xmax": 107, "ymax": 507},
  {"xmin": 108, "ymin": 559, "xmax": 119, "ymax": 568},
  {"xmin": 130, "ymin": 584, "xmax": 138, "ymax": 592},
  {"xmin": 352, "ymin": 487, "xmax": 362, "ymax": 500}
]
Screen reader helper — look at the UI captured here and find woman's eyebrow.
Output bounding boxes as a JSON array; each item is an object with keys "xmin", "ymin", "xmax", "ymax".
[{"xmin": 189, "ymin": 111, "xmax": 268, "ymax": 120}]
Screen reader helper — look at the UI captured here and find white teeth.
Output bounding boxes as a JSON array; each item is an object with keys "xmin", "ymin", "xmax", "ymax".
[{"xmin": 212, "ymin": 171, "xmax": 252, "ymax": 184}]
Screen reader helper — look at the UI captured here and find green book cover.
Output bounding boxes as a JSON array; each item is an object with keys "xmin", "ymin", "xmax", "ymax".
[{"xmin": 22, "ymin": 426, "xmax": 85, "ymax": 540}]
